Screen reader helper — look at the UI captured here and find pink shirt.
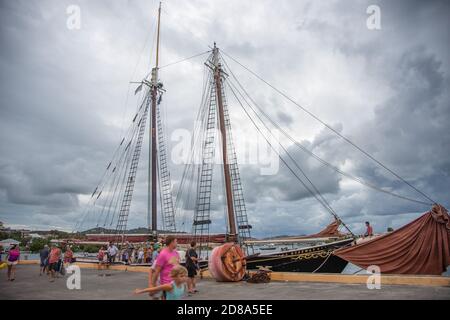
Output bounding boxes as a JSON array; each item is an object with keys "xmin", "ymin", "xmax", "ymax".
[
  {"xmin": 8, "ymin": 249, "xmax": 20, "ymax": 262},
  {"xmin": 155, "ymin": 248, "xmax": 180, "ymax": 285}
]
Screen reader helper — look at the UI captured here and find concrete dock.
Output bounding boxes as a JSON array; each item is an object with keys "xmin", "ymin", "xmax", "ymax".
[{"xmin": 1, "ymin": 264, "xmax": 449, "ymax": 300}]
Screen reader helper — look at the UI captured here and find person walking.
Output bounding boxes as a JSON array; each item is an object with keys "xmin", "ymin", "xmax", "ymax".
[
  {"xmin": 39, "ymin": 245, "xmax": 50, "ymax": 276},
  {"xmin": 135, "ymin": 265, "xmax": 188, "ymax": 300},
  {"xmin": 6, "ymin": 244, "xmax": 20, "ymax": 281},
  {"xmin": 151, "ymin": 236, "xmax": 180, "ymax": 296},
  {"xmin": 185, "ymin": 241, "xmax": 199, "ymax": 294},
  {"xmin": 48, "ymin": 244, "xmax": 61, "ymax": 282}
]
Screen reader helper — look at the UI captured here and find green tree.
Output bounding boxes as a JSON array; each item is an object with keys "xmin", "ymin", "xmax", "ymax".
[
  {"xmin": 0, "ymin": 232, "xmax": 9, "ymax": 241},
  {"xmin": 29, "ymin": 238, "xmax": 50, "ymax": 253}
]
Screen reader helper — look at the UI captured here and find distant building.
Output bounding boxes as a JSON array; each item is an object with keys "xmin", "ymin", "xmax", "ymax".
[
  {"xmin": 19, "ymin": 229, "xmax": 31, "ymax": 238},
  {"xmin": 29, "ymin": 233, "xmax": 43, "ymax": 242}
]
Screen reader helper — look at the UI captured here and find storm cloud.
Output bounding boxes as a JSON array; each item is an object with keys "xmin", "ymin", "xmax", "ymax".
[{"xmin": 0, "ymin": 0, "xmax": 449, "ymax": 238}]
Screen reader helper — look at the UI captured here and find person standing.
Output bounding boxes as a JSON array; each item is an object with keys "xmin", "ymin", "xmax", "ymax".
[
  {"xmin": 152, "ymin": 243, "xmax": 160, "ymax": 263},
  {"xmin": 138, "ymin": 248, "xmax": 144, "ymax": 264},
  {"xmin": 151, "ymin": 236, "xmax": 180, "ymax": 299},
  {"xmin": 39, "ymin": 245, "xmax": 50, "ymax": 276},
  {"xmin": 6, "ymin": 244, "xmax": 20, "ymax": 281},
  {"xmin": 64, "ymin": 245, "xmax": 73, "ymax": 267},
  {"xmin": 97, "ymin": 246, "xmax": 106, "ymax": 272},
  {"xmin": 127, "ymin": 244, "xmax": 134, "ymax": 264},
  {"xmin": 148, "ymin": 246, "xmax": 154, "ymax": 264},
  {"xmin": 107, "ymin": 242, "xmax": 118, "ymax": 265},
  {"xmin": 122, "ymin": 249, "xmax": 129, "ymax": 264},
  {"xmin": 143, "ymin": 246, "xmax": 148, "ymax": 264},
  {"xmin": 185, "ymin": 241, "xmax": 199, "ymax": 294},
  {"xmin": 48, "ymin": 244, "xmax": 61, "ymax": 282},
  {"xmin": 364, "ymin": 221, "xmax": 374, "ymax": 237}
]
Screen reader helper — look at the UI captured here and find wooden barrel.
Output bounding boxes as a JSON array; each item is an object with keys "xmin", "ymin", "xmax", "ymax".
[{"xmin": 208, "ymin": 243, "xmax": 247, "ymax": 282}]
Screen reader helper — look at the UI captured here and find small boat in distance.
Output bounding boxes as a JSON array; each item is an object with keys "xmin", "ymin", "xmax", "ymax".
[{"xmin": 259, "ymin": 244, "xmax": 277, "ymax": 251}]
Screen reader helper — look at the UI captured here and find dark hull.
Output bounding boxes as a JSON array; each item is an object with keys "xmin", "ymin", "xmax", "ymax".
[{"xmin": 245, "ymin": 238, "xmax": 354, "ymax": 273}]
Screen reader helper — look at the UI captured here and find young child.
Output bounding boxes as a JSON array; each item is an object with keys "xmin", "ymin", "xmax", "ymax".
[{"xmin": 134, "ymin": 265, "xmax": 188, "ymax": 300}]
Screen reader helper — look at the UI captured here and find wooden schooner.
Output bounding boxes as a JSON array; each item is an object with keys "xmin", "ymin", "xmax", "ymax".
[{"xmin": 75, "ymin": 3, "xmax": 449, "ymax": 276}]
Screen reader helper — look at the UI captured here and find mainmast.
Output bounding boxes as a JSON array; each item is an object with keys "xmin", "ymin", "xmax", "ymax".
[
  {"xmin": 212, "ymin": 44, "xmax": 237, "ymax": 241},
  {"xmin": 149, "ymin": 2, "xmax": 162, "ymax": 236}
]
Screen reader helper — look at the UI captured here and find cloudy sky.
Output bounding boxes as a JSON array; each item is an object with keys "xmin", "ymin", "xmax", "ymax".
[{"xmin": 0, "ymin": 0, "xmax": 449, "ymax": 238}]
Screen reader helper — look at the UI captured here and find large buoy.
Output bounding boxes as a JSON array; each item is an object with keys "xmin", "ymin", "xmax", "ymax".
[{"xmin": 208, "ymin": 243, "xmax": 247, "ymax": 282}]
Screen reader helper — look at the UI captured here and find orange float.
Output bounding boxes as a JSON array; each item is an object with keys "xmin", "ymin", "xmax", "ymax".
[{"xmin": 208, "ymin": 243, "xmax": 247, "ymax": 282}]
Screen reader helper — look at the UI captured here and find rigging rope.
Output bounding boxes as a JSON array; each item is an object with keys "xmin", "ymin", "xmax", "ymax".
[
  {"xmin": 173, "ymin": 64, "xmax": 214, "ymax": 232},
  {"xmin": 159, "ymin": 50, "xmax": 212, "ymax": 69},
  {"xmin": 226, "ymin": 80, "xmax": 354, "ymax": 236},
  {"xmin": 220, "ymin": 55, "xmax": 431, "ymax": 207},
  {"xmin": 74, "ymin": 90, "xmax": 149, "ymax": 232},
  {"xmin": 220, "ymin": 50, "xmax": 436, "ymax": 205}
]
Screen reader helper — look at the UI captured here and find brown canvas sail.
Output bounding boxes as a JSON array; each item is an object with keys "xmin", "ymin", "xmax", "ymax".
[
  {"xmin": 334, "ymin": 204, "xmax": 450, "ymax": 275},
  {"xmin": 305, "ymin": 219, "xmax": 344, "ymax": 238}
]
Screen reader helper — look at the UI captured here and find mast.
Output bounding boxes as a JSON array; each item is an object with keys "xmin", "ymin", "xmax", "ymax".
[
  {"xmin": 212, "ymin": 44, "xmax": 237, "ymax": 241},
  {"xmin": 149, "ymin": 2, "xmax": 162, "ymax": 236}
]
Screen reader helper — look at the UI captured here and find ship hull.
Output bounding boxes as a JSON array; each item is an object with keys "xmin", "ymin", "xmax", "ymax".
[{"xmin": 245, "ymin": 238, "xmax": 354, "ymax": 273}]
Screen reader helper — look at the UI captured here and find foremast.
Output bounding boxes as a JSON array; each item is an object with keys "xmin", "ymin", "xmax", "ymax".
[{"xmin": 148, "ymin": 2, "xmax": 162, "ymax": 237}]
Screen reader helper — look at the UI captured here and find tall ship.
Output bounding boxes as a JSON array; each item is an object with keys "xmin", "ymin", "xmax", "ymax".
[{"xmin": 75, "ymin": 3, "xmax": 449, "ymax": 276}]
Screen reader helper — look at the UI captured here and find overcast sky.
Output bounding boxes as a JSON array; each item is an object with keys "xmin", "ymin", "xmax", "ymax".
[{"xmin": 0, "ymin": 0, "xmax": 449, "ymax": 238}]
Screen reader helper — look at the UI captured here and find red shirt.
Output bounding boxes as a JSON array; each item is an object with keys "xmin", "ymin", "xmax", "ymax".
[
  {"xmin": 49, "ymin": 248, "xmax": 61, "ymax": 264},
  {"xmin": 366, "ymin": 225, "xmax": 373, "ymax": 236}
]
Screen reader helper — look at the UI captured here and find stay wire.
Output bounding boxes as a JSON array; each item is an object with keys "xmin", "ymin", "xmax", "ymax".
[
  {"xmin": 220, "ymin": 54, "xmax": 431, "ymax": 207},
  {"xmin": 220, "ymin": 50, "xmax": 436, "ymax": 205}
]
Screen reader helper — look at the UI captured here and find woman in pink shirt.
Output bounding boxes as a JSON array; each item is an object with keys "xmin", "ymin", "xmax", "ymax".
[{"xmin": 6, "ymin": 244, "xmax": 20, "ymax": 281}]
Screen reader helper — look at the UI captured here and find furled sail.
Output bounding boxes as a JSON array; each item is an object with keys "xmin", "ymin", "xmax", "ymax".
[
  {"xmin": 305, "ymin": 219, "xmax": 344, "ymax": 238},
  {"xmin": 334, "ymin": 204, "xmax": 450, "ymax": 275}
]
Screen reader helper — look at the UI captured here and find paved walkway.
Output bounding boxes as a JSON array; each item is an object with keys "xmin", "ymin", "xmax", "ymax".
[{"xmin": 1, "ymin": 265, "xmax": 449, "ymax": 300}]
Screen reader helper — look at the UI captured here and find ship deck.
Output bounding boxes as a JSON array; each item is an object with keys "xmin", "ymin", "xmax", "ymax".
[{"xmin": 1, "ymin": 264, "xmax": 449, "ymax": 300}]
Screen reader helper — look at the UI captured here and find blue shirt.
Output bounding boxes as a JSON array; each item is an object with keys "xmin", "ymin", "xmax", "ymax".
[
  {"xmin": 40, "ymin": 248, "xmax": 49, "ymax": 261},
  {"xmin": 165, "ymin": 282, "xmax": 185, "ymax": 300}
]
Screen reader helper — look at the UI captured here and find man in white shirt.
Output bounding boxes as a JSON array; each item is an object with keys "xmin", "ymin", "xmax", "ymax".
[{"xmin": 107, "ymin": 242, "xmax": 118, "ymax": 264}]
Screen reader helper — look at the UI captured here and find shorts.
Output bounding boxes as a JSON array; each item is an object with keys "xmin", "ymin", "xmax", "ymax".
[
  {"xmin": 187, "ymin": 265, "xmax": 197, "ymax": 278},
  {"xmin": 7, "ymin": 260, "xmax": 18, "ymax": 266},
  {"xmin": 40, "ymin": 259, "xmax": 48, "ymax": 267},
  {"xmin": 49, "ymin": 262, "xmax": 59, "ymax": 271},
  {"xmin": 108, "ymin": 254, "xmax": 116, "ymax": 264}
]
